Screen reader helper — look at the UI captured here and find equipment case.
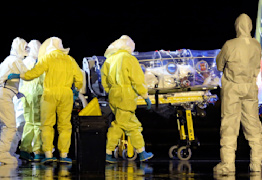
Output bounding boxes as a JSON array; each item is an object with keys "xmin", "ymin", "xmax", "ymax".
[{"xmin": 72, "ymin": 104, "xmax": 111, "ymax": 174}]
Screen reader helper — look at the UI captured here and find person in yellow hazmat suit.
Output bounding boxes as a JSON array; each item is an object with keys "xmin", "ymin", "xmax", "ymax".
[
  {"xmin": 8, "ymin": 37, "xmax": 83, "ymax": 164},
  {"xmin": 18, "ymin": 40, "xmax": 45, "ymax": 162},
  {"xmin": 213, "ymin": 14, "xmax": 262, "ymax": 174},
  {"xmin": 101, "ymin": 35, "xmax": 153, "ymax": 163}
]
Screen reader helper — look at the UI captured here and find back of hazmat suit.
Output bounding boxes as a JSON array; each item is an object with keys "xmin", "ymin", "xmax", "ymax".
[
  {"xmin": 101, "ymin": 35, "xmax": 149, "ymax": 154},
  {"xmin": 19, "ymin": 40, "xmax": 44, "ymax": 155},
  {"xmin": 20, "ymin": 37, "xmax": 83, "ymax": 159},
  {"xmin": 214, "ymin": 14, "xmax": 262, "ymax": 173},
  {"xmin": 0, "ymin": 37, "xmax": 28, "ymax": 164}
]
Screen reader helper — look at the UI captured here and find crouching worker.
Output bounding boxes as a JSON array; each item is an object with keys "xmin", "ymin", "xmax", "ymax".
[{"xmin": 101, "ymin": 35, "xmax": 153, "ymax": 163}]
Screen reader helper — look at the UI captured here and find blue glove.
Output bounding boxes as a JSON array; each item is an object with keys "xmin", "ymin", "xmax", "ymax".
[
  {"xmin": 16, "ymin": 92, "xmax": 25, "ymax": 99},
  {"xmin": 145, "ymin": 98, "xmax": 151, "ymax": 110},
  {"xmin": 73, "ymin": 89, "xmax": 79, "ymax": 102},
  {"xmin": 8, "ymin": 73, "xmax": 20, "ymax": 80}
]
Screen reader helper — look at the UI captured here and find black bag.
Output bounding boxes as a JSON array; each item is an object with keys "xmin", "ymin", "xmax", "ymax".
[{"xmin": 72, "ymin": 103, "xmax": 112, "ymax": 174}]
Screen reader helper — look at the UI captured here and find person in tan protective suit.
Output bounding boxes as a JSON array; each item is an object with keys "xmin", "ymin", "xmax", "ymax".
[{"xmin": 214, "ymin": 13, "xmax": 262, "ymax": 174}]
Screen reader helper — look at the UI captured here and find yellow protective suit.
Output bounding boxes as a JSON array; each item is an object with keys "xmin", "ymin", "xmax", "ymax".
[
  {"xmin": 19, "ymin": 40, "xmax": 43, "ymax": 154},
  {"xmin": 101, "ymin": 35, "xmax": 149, "ymax": 154},
  {"xmin": 214, "ymin": 14, "xmax": 262, "ymax": 173},
  {"xmin": 20, "ymin": 37, "xmax": 83, "ymax": 155}
]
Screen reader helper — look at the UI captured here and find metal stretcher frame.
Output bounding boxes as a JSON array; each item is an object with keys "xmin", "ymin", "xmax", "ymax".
[
  {"xmin": 137, "ymin": 85, "xmax": 218, "ymax": 106},
  {"xmin": 136, "ymin": 85, "xmax": 218, "ymax": 160}
]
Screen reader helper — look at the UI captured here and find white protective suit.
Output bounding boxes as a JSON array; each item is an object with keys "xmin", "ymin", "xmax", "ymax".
[
  {"xmin": 0, "ymin": 37, "xmax": 28, "ymax": 164},
  {"xmin": 214, "ymin": 14, "xmax": 262, "ymax": 173},
  {"xmin": 11, "ymin": 95, "xmax": 25, "ymax": 157}
]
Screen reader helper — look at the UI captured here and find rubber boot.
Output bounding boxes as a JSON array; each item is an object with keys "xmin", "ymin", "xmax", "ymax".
[
  {"xmin": 139, "ymin": 151, "xmax": 154, "ymax": 162},
  {"xmin": 106, "ymin": 154, "xmax": 117, "ymax": 163}
]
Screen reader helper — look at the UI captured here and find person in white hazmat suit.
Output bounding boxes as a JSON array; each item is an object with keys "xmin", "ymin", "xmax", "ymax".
[
  {"xmin": 214, "ymin": 13, "xmax": 262, "ymax": 174},
  {"xmin": 0, "ymin": 37, "xmax": 28, "ymax": 164},
  {"xmin": 18, "ymin": 40, "xmax": 45, "ymax": 162},
  {"xmin": 11, "ymin": 89, "xmax": 25, "ymax": 160}
]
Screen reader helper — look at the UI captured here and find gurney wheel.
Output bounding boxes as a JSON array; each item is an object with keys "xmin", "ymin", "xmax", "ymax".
[
  {"xmin": 168, "ymin": 145, "xmax": 179, "ymax": 159},
  {"xmin": 177, "ymin": 146, "xmax": 192, "ymax": 161},
  {"xmin": 122, "ymin": 149, "xmax": 137, "ymax": 161}
]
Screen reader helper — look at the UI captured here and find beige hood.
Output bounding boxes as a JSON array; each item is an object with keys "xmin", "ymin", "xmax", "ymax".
[{"xmin": 235, "ymin": 13, "xmax": 252, "ymax": 38}]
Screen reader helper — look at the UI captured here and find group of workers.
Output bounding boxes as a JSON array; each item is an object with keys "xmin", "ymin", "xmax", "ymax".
[
  {"xmin": 0, "ymin": 35, "xmax": 153, "ymax": 165},
  {"xmin": 0, "ymin": 37, "xmax": 83, "ymax": 164},
  {"xmin": 0, "ymin": 12, "xmax": 261, "ymax": 175},
  {"xmin": 101, "ymin": 13, "xmax": 262, "ymax": 173},
  {"xmin": 102, "ymin": 13, "xmax": 262, "ymax": 173}
]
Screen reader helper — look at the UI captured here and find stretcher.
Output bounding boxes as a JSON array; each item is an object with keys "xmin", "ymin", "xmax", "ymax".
[
  {"xmin": 135, "ymin": 49, "xmax": 220, "ymax": 160},
  {"xmin": 81, "ymin": 49, "xmax": 221, "ymax": 161}
]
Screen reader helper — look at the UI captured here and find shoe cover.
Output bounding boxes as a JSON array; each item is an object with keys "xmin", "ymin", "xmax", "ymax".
[
  {"xmin": 20, "ymin": 151, "xmax": 33, "ymax": 161},
  {"xmin": 0, "ymin": 152, "xmax": 18, "ymax": 164},
  {"xmin": 60, "ymin": 157, "xmax": 72, "ymax": 164},
  {"xmin": 34, "ymin": 154, "xmax": 45, "ymax": 162},
  {"xmin": 106, "ymin": 154, "xmax": 117, "ymax": 163},
  {"xmin": 213, "ymin": 162, "xmax": 235, "ymax": 175},
  {"xmin": 139, "ymin": 151, "xmax": 154, "ymax": 161},
  {"xmin": 250, "ymin": 163, "xmax": 262, "ymax": 172},
  {"xmin": 41, "ymin": 157, "xmax": 57, "ymax": 164}
]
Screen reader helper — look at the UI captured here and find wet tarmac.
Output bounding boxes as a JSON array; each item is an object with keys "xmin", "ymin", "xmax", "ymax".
[
  {"xmin": 0, "ymin": 158, "xmax": 261, "ymax": 179},
  {"xmin": 2, "ymin": 91, "xmax": 260, "ymax": 179}
]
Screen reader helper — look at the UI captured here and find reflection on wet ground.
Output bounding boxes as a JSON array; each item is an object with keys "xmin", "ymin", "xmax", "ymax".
[{"xmin": 0, "ymin": 158, "xmax": 261, "ymax": 179}]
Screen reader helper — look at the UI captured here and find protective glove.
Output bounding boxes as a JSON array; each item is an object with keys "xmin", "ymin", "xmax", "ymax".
[
  {"xmin": 144, "ymin": 97, "xmax": 151, "ymax": 110},
  {"xmin": 8, "ymin": 74, "xmax": 20, "ymax": 80},
  {"xmin": 16, "ymin": 92, "xmax": 25, "ymax": 99},
  {"xmin": 73, "ymin": 89, "xmax": 79, "ymax": 102}
]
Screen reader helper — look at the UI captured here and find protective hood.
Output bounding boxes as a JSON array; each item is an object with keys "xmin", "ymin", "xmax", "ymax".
[
  {"xmin": 235, "ymin": 13, "xmax": 252, "ymax": 38},
  {"xmin": 10, "ymin": 37, "xmax": 28, "ymax": 59},
  {"xmin": 28, "ymin": 40, "xmax": 41, "ymax": 59},
  {"xmin": 38, "ymin": 37, "xmax": 70, "ymax": 59},
  {"xmin": 104, "ymin": 35, "xmax": 135, "ymax": 58}
]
